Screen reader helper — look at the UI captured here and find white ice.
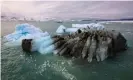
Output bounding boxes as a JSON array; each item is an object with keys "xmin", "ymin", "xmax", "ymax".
[
  {"xmin": 56, "ymin": 25, "xmax": 66, "ymax": 34},
  {"xmin": 72, "ymin": 23, "xmax": 104, "ymax": 30},
  {"xmin": 65, "ymin": 28, "xmax": 79, "ymax": 33},
  {"xmin": 56, "ymin": 23, "xmax": 104, "ymax": 35},
  {"xmin": 56, "ymin": 25, "xmax": 79, "ymax": 35}
]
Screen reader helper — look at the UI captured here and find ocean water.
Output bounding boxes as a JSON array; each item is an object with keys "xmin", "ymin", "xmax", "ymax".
[{"xmin": 1, "ymin": 21, "xmax": 133, "ymax": 80}]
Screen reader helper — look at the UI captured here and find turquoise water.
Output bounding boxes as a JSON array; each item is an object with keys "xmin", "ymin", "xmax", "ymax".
[{"xmin": 1, "ymin": 21, "xmax": 133, "ymax": 80}]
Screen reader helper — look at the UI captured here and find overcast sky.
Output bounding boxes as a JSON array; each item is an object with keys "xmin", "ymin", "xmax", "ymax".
[{"xmin": 1, "ymin": 1, "xmax": 133, "ymax": 19}]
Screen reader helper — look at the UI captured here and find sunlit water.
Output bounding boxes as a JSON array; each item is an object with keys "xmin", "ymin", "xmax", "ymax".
[{"xmin": 1, "ymin": 21, "xmax": 133, "ymax": 80}]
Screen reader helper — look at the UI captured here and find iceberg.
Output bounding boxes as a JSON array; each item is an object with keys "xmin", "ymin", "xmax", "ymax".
[
  {"xmin": 56, "ymin": 25, "xmax": 79, "ymax": 34},
  {"xmin": 4, "ymin": 23, "xmax": 54, "ymax": 54},
  {"xmin": 31, "ymin": 36, "xmax": 54, "ymax": 54},
  {"xmin": 5, "ymin": 34, "xmax": 55, "ymax": 54},
  {"xmin": 65, "ymin": 28, "xmax": 79, "ymax": 33},
  {"xmin": 31, "ymin": 36, "xmax": 52, "ymax": 52},
  {"xmin": 56, "ymin": 25, "xmax": 66, "ymax": 34},
  {"xmin": 72, "ymin": 24, "xmax": 90, "ymax": 28},
  {"xmin": 4, "ymin": 23, "xmax": 49, "ymax": 42},
  {"xmin": 92, "ymin": 23, "xmax": 105, "ymax": 30},
  {"xmin": 4, "ymin": 23, "xmax": 104, "ymax": 55},
  {"xmin": 72, "ymin": 23, "xmax": 104, "ymax": 30},
  {"xmin": 56, "ymin": 23, "xmax": 105, "ymax": 35},
  {"xmin": 39, "ymin": 45, "xmax": 55, "ymax": 54}
]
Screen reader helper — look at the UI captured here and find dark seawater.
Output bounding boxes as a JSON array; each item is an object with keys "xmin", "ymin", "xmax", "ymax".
[{"xmin": 1, "ymin": 21, "xmax": 133, "ymax": 80}]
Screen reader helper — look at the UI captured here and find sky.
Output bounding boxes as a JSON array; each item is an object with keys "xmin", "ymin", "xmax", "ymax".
[{"xmin": 1, "ymin": 1, "xmax": 133, "ymax": 20}]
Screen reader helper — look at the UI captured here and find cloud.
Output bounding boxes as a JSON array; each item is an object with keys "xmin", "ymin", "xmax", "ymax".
[{"xmin": 1, "ymin": 1, "xmax": 133, "ymax": 19}]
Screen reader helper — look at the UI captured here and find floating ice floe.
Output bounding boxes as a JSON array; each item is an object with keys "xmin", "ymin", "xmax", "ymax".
[{"xmin": 4, "ymin": 23, "xmax": 49, "ymax": 42}]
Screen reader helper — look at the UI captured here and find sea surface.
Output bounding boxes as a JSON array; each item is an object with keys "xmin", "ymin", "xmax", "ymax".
[{"xmin": 1, "ymin": 21, "xmax": 133, "ymax": 80}]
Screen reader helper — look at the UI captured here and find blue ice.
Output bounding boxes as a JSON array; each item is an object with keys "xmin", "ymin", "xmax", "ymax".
[
  {"xmin": 4, "ymin": 23, "xmax": 55, "ymax": 54},
  {"xmin": 4, "ymin": 23, "xmax": 49, "ymax": 42},
  {"xmin": 39, "ymin": 45, "xmax": 55, "ymax": 54},
  {"xmin": 37, "ymin": 36, "xmax": 55, "ymax": 54}
]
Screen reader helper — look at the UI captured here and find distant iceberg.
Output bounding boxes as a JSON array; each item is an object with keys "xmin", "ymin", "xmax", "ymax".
[
  {"xmin": 4, "ymin": 23, "xmax": 49, "ymax": 42},
  {"xmin": 56, "ymin": 25, "xmax": 79, "ymax": 34},
  {"xmin": 56, "ymin": 23, "xmax": 105, "ymax": 34},
  {"xmin": 56, "ymin": 25, "xmax": 66, "ymax": 34},
  {"xmin": 93, "ymin": 23, "xmax": 105, "ymax": 30},
  {"xmin": 65, "ymin": 28, "xmax": 79, "ymax": 33},
  {"xmin": 72, "ymin": 23, "xmax": 104, "ymax": 30}
]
